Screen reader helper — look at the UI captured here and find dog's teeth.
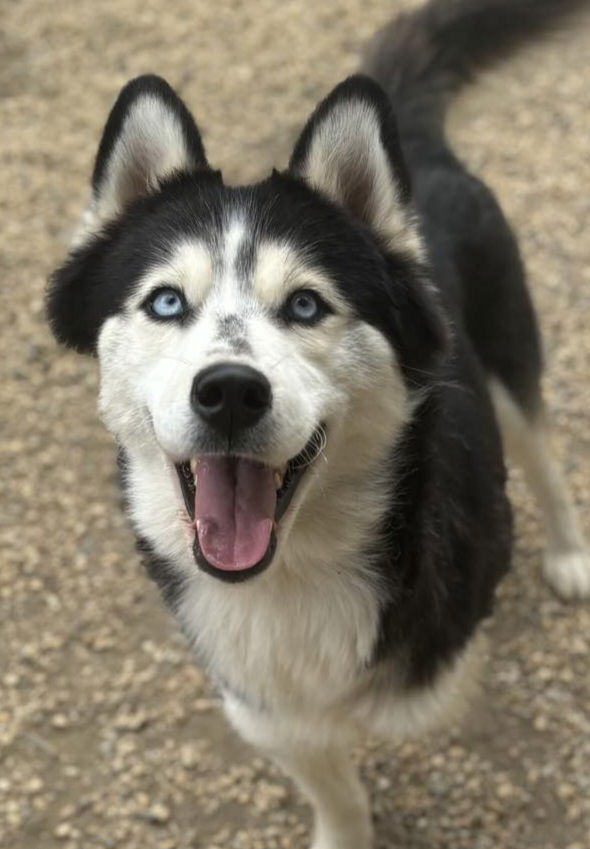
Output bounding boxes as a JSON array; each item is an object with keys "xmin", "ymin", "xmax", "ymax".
[
  {"xmin": 190, "ymin": 458, "xmax": 198, "ymax": 475},
  {"xmin": 274, "ymin": 471, "xmax": 283, "ymax": 490}
]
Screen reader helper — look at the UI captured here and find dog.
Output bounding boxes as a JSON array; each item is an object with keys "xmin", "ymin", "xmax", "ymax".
[{"xmin": 47, "ymin": 0, "xmax": 590, "ymax": 846}]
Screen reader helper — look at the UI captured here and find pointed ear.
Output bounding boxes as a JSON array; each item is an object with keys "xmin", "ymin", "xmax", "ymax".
[
  {"xmin": 290, "ymin": 76, "xmax": 420, "ymax": 254},
  {"xmin": 90, "ymin": 74, "xmax": 209, "ymax": 224}
]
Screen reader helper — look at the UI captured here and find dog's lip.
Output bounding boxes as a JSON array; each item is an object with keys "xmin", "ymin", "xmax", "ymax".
[{"xmin": 174, "ymin": 424, "xmax": 326, "ymax": 579}]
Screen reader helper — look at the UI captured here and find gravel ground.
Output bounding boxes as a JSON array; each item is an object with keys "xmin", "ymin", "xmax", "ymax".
[{"xmin": 1, "ymin": 1, "xmax": 589, "ymax": 848}]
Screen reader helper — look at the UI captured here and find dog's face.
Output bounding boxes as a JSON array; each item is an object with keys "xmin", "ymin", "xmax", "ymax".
[{"xmin": 48, "ymin": 75, "xmax": 446, "ymax": 582}]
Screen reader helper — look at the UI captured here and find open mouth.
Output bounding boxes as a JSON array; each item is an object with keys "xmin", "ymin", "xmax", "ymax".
[{"xmin": 175, "ymin": 425, "xmax": 326, "ymax": 582}]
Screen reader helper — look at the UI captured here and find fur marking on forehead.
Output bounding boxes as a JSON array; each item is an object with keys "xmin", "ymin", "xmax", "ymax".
[
  {"xmin": 222, "ymin": 219, "xmax": 246, "ymax": 268},
  {"xmin": 252, "ymin": 241, "xmax": 347, "ymax": 311},
  {"xmin": 131, "ymin": 240, "xmax": 214, "ymax": 305},
  {"xmin": 219, "ymin": 218, "xmax": 257, "ymax": 288}
]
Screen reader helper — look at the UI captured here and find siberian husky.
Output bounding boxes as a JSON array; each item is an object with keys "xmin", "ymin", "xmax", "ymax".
[{"xmin": 48, "ymin": 0, "xmax": 589, "ymax": 846}]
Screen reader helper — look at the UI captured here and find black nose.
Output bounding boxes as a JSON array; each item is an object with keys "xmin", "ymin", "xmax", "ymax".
[{"xmin": 191, "ymin": 363, "xmax": 272, "ymax": 436}]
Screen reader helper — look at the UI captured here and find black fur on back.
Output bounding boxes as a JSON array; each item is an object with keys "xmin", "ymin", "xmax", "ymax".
[
  {"xmin": 362, "ymin": 0, "xmax": 588, "ymax": 415},
  {"xmin": 359, "ymin": 0, "xmax": 586, "ymax": 682}
]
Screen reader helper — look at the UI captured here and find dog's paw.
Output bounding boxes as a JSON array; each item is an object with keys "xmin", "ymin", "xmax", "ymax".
[
  {"xmin": 310, "ymin": 824, "xmax": 372, "ymax": 849},
  {"xmin": 543, "ymin": 549, "xmax": 590, "ymax": 600}
]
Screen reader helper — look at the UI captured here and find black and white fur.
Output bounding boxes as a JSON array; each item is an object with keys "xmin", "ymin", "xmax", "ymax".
[{"xmin": 48, "ymin": 1, "xmax": 590, "ymax": 846}]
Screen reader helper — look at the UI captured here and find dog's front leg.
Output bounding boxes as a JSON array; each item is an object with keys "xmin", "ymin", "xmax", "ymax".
[
  {"xmin": 224, "ymin": 696, "xmax": 373, "ymax": 849},
  {"xmin": 272, "ymin": 744, "xmax": 373, "ymax": 849}
]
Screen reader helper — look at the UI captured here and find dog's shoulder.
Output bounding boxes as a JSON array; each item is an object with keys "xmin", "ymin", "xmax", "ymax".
[{"xmin": 373, "ymin": 339, "xmax": 513, "ymax": 684}]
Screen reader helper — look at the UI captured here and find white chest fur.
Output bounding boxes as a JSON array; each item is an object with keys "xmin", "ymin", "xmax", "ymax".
[
  {"xmin": 125, "ymin": 448, "xmax": 482, "ymax": 748},
  {"xmin": 177, "ymin": 550, "xmax": 383, "ymax": 713},
  {"xmin": 124, "ymin": 446, "xmax": 388, "ymax": 714}
]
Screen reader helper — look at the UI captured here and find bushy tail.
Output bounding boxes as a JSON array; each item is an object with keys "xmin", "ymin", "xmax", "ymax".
[{"xmin": 362, "ymin": 0, "xmax": 587, "ymax": 141}]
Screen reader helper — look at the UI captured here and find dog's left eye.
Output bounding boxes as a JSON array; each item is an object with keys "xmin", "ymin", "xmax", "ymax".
[
  {"xmin": 146, "ymin": 288, "xmax": 186, "ymax": 320},
  {"xmin": 282, "ymin": 289, "xmax": 331, "ymax": 325}
]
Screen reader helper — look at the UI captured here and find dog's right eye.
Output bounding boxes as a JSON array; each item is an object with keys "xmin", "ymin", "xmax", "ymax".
[{"xmin": 145, "ymin": 287, "xmax": 187, "ymax": 321}]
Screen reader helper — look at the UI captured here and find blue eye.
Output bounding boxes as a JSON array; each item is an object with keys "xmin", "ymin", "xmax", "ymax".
[
  {"xmin": 148, "ymin": 288, "xmax": 186, "ymax": 320},
  {"xmin": 284, "ymin": 289, "xmax": 330, "ymax": 325}
]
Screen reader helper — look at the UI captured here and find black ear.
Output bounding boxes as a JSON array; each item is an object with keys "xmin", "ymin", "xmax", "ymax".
[
  {"xmin": 48, "ymin": 233, "xmax": 114, "ymax": 354},
  {"xmin": 90, "ymin": 74, "xmax": 209, "ymax": 224},
  {"xmin": 290, "ymin": 75, "xmax": 419, "ymax": 253}
]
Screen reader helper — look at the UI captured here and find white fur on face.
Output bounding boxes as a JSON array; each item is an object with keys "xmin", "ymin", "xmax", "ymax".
[{"xmin": 98, "ymin": 217, "xmax": 410, "ymax": 469}]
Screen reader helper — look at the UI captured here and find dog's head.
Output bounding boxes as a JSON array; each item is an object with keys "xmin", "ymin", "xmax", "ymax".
[{"xmin": 48, "ymin": 74, "xmax": 447, "ymax": 582}]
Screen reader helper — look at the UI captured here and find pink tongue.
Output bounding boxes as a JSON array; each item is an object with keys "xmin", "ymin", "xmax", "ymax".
[{"xmin": 195, "ymin": 457, "xmax": 276, "ymax": 571}]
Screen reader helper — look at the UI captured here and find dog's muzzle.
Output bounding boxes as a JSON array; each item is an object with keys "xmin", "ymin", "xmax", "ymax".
[{"xmin": 175, "ymin": 424, "xmax": 326, "ymax": 582}]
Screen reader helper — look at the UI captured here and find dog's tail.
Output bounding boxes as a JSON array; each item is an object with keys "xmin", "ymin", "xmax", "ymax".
[{"xmin": 362, "ymin": 0, "xmax": 587, "ymax": 147}]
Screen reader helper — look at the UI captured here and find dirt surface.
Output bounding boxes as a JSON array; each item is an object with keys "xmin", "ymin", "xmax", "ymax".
[{"xmin": 1, "ymin": 1, "xmax": 589, "ymax": 848}]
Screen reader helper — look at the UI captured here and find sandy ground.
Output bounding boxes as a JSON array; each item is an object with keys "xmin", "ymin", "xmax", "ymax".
[{"xmin": 1, "ymin": 1, "xmax": 589, "ymax": 848}]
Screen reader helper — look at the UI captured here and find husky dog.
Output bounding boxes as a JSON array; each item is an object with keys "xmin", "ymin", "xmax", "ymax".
[{"xmin": 48, "ymin": 0, "xmax": 589, "ymax": 846}]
